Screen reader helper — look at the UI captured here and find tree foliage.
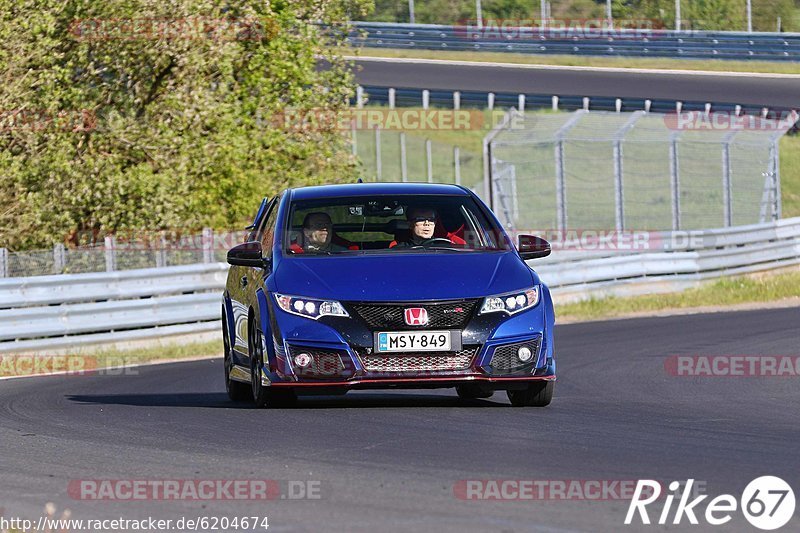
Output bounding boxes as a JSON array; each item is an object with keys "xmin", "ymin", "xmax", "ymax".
[{"xmin": 0, "ymin": 0, "xmax": 372, "ymax": 250}]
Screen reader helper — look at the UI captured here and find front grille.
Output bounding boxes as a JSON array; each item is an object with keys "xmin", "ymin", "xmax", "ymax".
[
  {"xmin": 490, "ymin": 338, "xmax": 541, "ymax": 373},
  {"xmin": 287, "ymin": 346, "xmax": 351, "ymax": 380},
  {"xmin": 348, "ymin": 300, "xmax": 478, "ymax": 331},
  {"xmin": 358, "ymin": 346, "xmax": 479, "ymax": 373}
]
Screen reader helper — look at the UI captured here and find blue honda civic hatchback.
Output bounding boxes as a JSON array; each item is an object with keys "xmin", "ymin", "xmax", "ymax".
[{"xmin": 222, "ymin": 183, "xmax": 555, "ymax": 407}]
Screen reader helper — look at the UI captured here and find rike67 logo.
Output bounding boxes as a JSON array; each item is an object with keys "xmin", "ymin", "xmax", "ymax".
[{"xmin": 625, "ymin": 477, "xmax": 795, "ymax": 530}]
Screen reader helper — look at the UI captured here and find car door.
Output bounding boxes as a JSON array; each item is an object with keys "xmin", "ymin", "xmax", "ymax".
[{"xmin": 227, "ymin": 197, "xmax": 275, "ymax": 358}]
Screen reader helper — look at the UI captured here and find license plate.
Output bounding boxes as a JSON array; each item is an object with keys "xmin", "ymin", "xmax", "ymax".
[{"xmin": 376, "ymin": 331, "xmax": 452, "ymax": 353}]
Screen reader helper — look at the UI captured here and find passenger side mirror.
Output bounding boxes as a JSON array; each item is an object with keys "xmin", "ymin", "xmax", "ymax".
[
  {"xmin": 518, "ymin": 235, "xmax": 551, "ymax": 260},
  {"xmin": 227, "ymin": 241, "xmax": 266, "ymax": 267}
]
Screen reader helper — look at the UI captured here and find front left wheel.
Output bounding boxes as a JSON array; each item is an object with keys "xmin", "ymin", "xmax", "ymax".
[
  {"xmin": 507, "ymin": 381, "xmax": 554, "ymax": 407},
  {"xmin": 223, "ymin": 310, "xmax": 250, "ymax": 402}
]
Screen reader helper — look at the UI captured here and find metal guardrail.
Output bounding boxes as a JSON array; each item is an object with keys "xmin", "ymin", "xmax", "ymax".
[
  {"xmin": 0, "ymin": 264, "xmax": 226, "ymax": 353},
  {"xmin": 1, "ymin": 218, "xmax": 798, "ymax": 352},
  {"xmin": 349, "ymin": 22, "xmax": 800, "ymax": 61}
]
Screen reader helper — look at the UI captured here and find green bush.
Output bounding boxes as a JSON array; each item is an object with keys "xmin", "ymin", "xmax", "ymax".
[{"xmin": 0, "ymin": 0, "xmax": 373, "ymax": 250}]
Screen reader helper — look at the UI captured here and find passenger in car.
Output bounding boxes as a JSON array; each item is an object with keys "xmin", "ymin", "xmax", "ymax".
[{"xmin": 290, "ymin": 212, "xmax": 356, "ymax": 254}]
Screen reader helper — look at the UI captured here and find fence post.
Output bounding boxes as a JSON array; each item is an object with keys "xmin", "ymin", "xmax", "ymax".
[
  {"xmin": 400, "ymin": 132, "xmax": 408, "ymax": 182},
  {"xmin": 351, "ymin": 121, "xmax": 357, "ymax": 156},
  {"xmin": 0, "ymin": 248, "xmax": 7, "ymax": 277},
  {"xmin": 611, "ymin": 111, "xmax": 644, "ymax": 232},
  {"xmin": 426, "ymin": 139, "xmax": 433, "ymax": 183},
  {"xmin": 156, "ymin": 232, "xmax": 167, "ymax": 268},
  {"xmin": 356, "ymin": 86, "xmax": 364, "ymax": 108},
  {"xmin": 552, "ymin": 110, "xmax": 588, "ymax": 231},
  {"xmin": 454, "ymin": 146, "xmax": 461, "ymax": 185},
  {"xmin": 669, "ymin": 133, "xmax": 682, "ymax": 230},
  {"xmin": 374, "ymin": 127, "xmax": 382, "ymax": 181},
  {"xmin": 721, "ymin": 131, "xmax": 738, "ymax": 227},
  {"xmin": 772, "ymin": 139, "xmax": 782, "ymax": 219},
  {"xmin": 203, "ymin": 227, "xmax": 213, "ymax": 263},
  {"xmin": 104, "ymin": 236, "xmax": 116, "ymax": 272},
  {"xmin": 555, "ymin": 140, "xmax": 567, "ymax": 231},
  {"xmin": 53, "ymin": 243, "xmax": 65, "ymax": 274}
]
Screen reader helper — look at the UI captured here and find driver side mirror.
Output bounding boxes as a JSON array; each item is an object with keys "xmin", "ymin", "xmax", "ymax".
[
  {"xmin": 518, "ymin": 235, "xmax": 551, "ymax": 260},
  {"xmin": 227, "ymin": 241, "xmax": 267, "ymax": 268}
]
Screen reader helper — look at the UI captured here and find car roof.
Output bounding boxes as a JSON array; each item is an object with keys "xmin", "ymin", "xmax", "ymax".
[{"xmin": 288, "ymin": 182, "xmax": 471, "ymax": 201}]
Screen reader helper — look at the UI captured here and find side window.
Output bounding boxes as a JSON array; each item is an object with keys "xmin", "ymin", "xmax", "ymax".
[{"xmin": 259, "ymin": 201, "xmax": 279, "ymax": 252}]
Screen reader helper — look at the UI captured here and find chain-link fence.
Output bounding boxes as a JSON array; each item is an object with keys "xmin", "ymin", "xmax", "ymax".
[
  {"xmin": 0, "ymin": 229, "xmax": 246, "ymax": 278},
  {"xmin": 486, "ymin": 109, "xmax": 795, "ymax": 231},
  {"xmin": 353, "ymin": 128, "xmax": 484, "ymax": 193}
]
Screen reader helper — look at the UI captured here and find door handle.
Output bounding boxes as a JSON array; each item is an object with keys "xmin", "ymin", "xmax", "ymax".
[{"xmin": 240, "ymin": 276, "xmax": 248, "ymax": 288}]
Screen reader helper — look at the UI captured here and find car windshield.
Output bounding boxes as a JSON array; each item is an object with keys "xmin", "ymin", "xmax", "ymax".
[{"xmin": 284, "ymin": 194, "xmax": 510, "ymax": 255}]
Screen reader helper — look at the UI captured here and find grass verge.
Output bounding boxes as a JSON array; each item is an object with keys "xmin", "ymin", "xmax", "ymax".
[
  {"xmin": 555, "ymin": 268, "xmax": 800, "ymax": 322},
  {"xmin": 346, "ymin": 47, "xmax": 800, "ymax": 75},
  {"xmin": 0, "ymin": 340, "xmax": 221, "ymax": 378}
]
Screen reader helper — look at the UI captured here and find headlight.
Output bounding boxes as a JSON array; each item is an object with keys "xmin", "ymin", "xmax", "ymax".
[
  {"xmin": 479, "ymin": 287, "xmax": 539, "ymax": 315},
  {"xmin": 274, "ymin": 293, "xmax": 349, "ymax": 320}
]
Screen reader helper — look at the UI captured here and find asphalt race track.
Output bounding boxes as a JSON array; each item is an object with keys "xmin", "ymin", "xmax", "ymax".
[
  {"xmin": 352, "ymin": 58, "xmax": 800, "ymax": 109},
  {"xmin": 1, "ymin": 307, "xmax": 799, "ymax": 532}
]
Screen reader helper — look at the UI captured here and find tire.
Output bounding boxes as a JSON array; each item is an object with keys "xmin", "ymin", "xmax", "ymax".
[
  {"xmin": 506, "ymin": 381, "xmax": 554, "ymax": 407},
  {"xmin": 456, "ymin": 383, "xmax": 494, "ymax": 399},
  {"xmin": 223, "ymin": 310, "xmax": 250, "ymax": 402},
  {"xmin": 250, "ymin": 325, "xmax": 296, "ymax": 409}
]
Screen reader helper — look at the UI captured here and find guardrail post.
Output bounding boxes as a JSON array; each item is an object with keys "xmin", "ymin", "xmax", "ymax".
[
  {"xmin": 453, "ymin": 91, "xmax": 460, "ymax": 110},
  {"xmin": 487, "ymin": 92, "xmax": 495, "ymax": 110},
  {"xmin": 551, "ymin": 96, "xmax": 558, "ymax": 111},
  {"xmin": 0, "ymin": 248, "xmax": 7, "ymax": 277},
  {"xmin": 375, "ymin": 126, "xmax": 382, "ymax": 181},
  {"xmin": 388, "ymin": 88, "xmax": 396, "ymax": 109},
  {"xmin": 583, "ymin": 97, "xmax": 590, "ymax": 110},
  {"xmin": 518, "ymin": 94, "xmax": 526, "ymax": 112},
  {"xmin": 202, "ymin": 227, "xmax": 213, "ymax": 263},
  {"xmin": 426, "ymin": 139, "xmax": 433, "ymax": 183},
  {"xmin": 53, "ymin": 243, "xmax": 66, "ymax": 274},
  {"xmin": 454, "ymin": 146, "xmax": 461, "ymax": 185},
  {"xmin": 104, "ymin": 236, "xmax": 116, "ymax": 272},
  {"xmin": 400, "ymin": 132, "xmax": 408, "ymax": 182},
  {"xmin": 422, "ymin": 89, "xmax": 429, "ymax": 110}
]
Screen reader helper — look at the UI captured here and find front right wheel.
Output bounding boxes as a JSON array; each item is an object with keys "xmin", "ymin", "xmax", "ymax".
[
  {"xmin": 507, "ymin": 381, "xmax": 554, "ymax": 407},
  {"xmin": 250, "ymin": 325, "xmax": 296, "ymax": 409}
]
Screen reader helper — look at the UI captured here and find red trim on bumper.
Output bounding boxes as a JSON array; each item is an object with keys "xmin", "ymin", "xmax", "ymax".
[{"xmin": 269, "ymin": 375, "xmax": 556, "ymax": 387}]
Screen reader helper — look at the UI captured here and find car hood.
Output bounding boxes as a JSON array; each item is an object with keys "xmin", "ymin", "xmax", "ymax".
[{"xmin": 273, "ymin": 251, "xmax": 536, "ymax": 301}]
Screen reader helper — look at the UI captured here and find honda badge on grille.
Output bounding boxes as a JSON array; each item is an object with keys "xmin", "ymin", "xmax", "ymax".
[{"xmin": 404, "ymin": 307, "xmax": 429, "ymax": 326}]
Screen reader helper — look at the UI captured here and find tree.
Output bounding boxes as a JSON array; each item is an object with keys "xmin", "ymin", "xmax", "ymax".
[{"xmin": 0, "ymin": 0, "xmax": 372, "ymax": 250}]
